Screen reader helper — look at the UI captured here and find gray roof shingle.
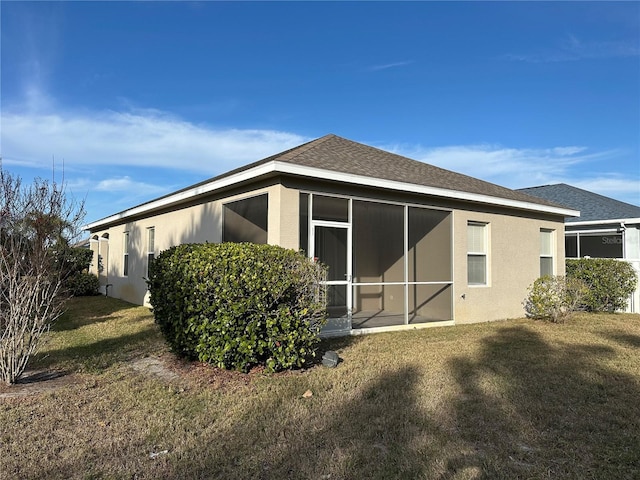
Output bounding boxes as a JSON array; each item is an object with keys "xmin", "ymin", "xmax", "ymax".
[
  {"xmin": 518, "ymin": 183, "xmax": 640, "ymax": 222},
  {"xmin": 263, "ymin": 134, "xmax": 564, "ymax": 208},
  {"xmin": 87, "ymin": 134, "xmax": 573, "ymax": 229}
]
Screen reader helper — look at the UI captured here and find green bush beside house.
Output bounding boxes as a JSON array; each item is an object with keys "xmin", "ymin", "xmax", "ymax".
[
  {"xmin": 524, "ymin": 258, "xmax": 637, "ymax": 321},
  {"xmin": 146, "ymin": 242, "xmax": 327, "ymax": 372},
  {"xmin": 523, "ymin": 275, "xmax": 588, "ymax": 322},
  {"xmin": 67, "ymin": 272, "xmax": 101, "ymax": 297},
  {"xmin": 566, "ymin": 258, "xmax": 637, "ymax": 312}
]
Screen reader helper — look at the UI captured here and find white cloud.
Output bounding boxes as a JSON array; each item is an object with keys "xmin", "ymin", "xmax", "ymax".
[
  {"xmin": 504, "ymin": 35, "xmax": 640, "ymax": 63},
  {"xmin": 1, "ymin": 99, "xmax": 313, "ymax": 223},
  {"xmin": 386, "ymin": 143, "xmax": 616, "ymax": 187},
  {"xmin": 551, "ymin": 146, "xmax": 588, "ymax": 156},
  {"xmin": 3, "ymin": 99, "xmax": 637, "ymax": 210},
  {"xmin": 94, "ymin": 176, "xmax": 166, "ymax": 195},
  {"xmin": 572, "ymin": 176, "xmax": 640, "ymax": 204},
  {"xmin": 368, "ymin": 60, "xmax": 414, "ymax": 71},
  {"xmin": 384, "ymin": 142, "xmax": 638, "ymax": 205},
  {"xmin": 1, "ymin": 107, "xmax": 309, "ymax": 175},
  {"xmin": 42, "ymin": 175, "xmax": 171, "ymax": 211}
]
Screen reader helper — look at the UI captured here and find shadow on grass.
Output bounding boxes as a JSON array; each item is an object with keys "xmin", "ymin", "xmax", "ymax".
[
  {"xmin": 15, "ymin": 370, "xmax": 70, "ymax": 384},
  {"xmin": 29, "ymin": 342, "xmax": 425, "ymax": 480},
  {"xmin": 310, "ymin": 335, "xmax": 364, "ymax": 368},
  {"xmin": 165, "ymin": 365, "xmax": 434, "ymax": 479},
  {"xmin": 601, "ymin": 331, "xmax": 640, "ymax": 349},
  {"xmin": 18, "ymin": 319, "xmax": 640, "ymax": 479},
  {"xmin": 32, "ymin": 325, "xmax": 162, "ymax": 372},
  {"xmin": 444, "ymin": 325, "xmax": 640, "ymax": 479},
  {"xmin": 319, "ymin": 334, "xmax": 363, "ymax": 352},
  {"xmin": 54, "ymin": 296, "xmax": 142, "ymax": 332}
]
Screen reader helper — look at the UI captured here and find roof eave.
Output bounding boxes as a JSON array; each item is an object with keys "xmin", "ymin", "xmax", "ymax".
[
  {"xmin": 568, "ymin": 217, "xmax": 640, "ymax": 226},
  {"xmin": 83, "ymin": 160, "xmax": 578, "ymax": 231},
  {"xmin": 274, "ymin": 162, "xmax": 580, "ymax": 217},
  {"xmin": 83, "ymin": 161, "xmax": 281, "ymax": 231}
]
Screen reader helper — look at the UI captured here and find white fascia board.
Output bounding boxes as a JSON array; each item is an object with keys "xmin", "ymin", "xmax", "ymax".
[
  {"xmin": 565, "ymin": 228, "xmax": 622, "ymax": 235},
  {"xmin": 273, "ymin": 162, "xmax": 580, "ymax": 217},
  {"xmin": 83, "ymin": 161, "xmax": 280, "ymax": 230},
  {"xmin": 84, "ymin": 160, "xmax": 577, "ymax": 231},
  {"xmin": 568, "ymin": 218, "xmax": 640, "ymax": 227}
]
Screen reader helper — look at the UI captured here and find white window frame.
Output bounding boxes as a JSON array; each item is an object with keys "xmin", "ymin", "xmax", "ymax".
[
  {"xmin": 540, "ymin": 228, "xmax": 555, "ymax": 277},
  {"xmin": 146, "ymin": 227, "xmax": 155, "ymax": 277},
  {"xmin": 467, "ymin": 221, "xmax": 489, "ymax": 286},
  {"xmin": 123, "ymin": 231, "xmax": 130, "ymax": 277}
]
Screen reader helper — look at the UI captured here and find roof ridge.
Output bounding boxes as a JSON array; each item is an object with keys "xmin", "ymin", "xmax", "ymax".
[
  {"xmin": 521, "ymin": 184, "xmax": 640, "ymax": 211},
  {"xmin": 85, "ymin": 134, "xmax": 576, "ymax": 229},
  {"xmin": 321, "ymin": 135, "xmax": 559, "ymax": 206},
  {"xmin": 274, "ymin": 134, "xmax": 337, "ymax": 162},
  {"xmin": 564, "ymin": 184, "xmax": 640, "ymax": 209}
]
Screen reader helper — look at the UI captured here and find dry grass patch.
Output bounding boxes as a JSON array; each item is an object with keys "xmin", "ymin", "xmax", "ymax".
[{"xmin": 1, "ymin": 297, "xmax": 639, "ymax": 479}]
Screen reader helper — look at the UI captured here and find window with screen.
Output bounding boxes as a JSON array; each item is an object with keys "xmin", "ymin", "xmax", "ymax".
[
  {"xmin": 540, "ymin": 229, "xmax": 554, "ymax": 277},
  {"xmin": 467, "ymin": 222, "xmax": 488, "ymax": 285}
]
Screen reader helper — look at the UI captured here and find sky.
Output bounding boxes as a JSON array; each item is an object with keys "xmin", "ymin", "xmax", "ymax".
[{"xmin": 1, "ymin": 1, "xmax": 639, "ymax": 227}]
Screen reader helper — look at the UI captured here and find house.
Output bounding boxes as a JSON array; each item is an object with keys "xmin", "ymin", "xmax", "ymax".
[
  {"xmin": 518, "ymin": 183, "xmax": 640, "ymax": 313},
  {"xmin": 85, "ymin": 134, "xmax": 577, "ymax": 336}
]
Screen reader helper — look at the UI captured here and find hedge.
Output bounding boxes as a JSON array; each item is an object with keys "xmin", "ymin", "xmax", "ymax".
[
  {"xmin": 566, "ymin": 258, "xmax": 637, "ymax": 312},
  {"xmin": 147, "ymin": 243, "xmax": 327, "ymax": 372},
  {"xmin": 67, "ymin": 272, "xmax": 101, "ymax": 297}
]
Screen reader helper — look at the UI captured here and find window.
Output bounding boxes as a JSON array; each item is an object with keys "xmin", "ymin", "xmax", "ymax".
[
  {"xmin": 565, "ymin": 235, "xmax": 578, "ymax": 258},
  {"xmin": 579, "ymin": 233, "xmax": 623, "ymax": 258},
  {"xmin": 312, "ymin": 195, "xmax": 349, "ymax": 222},
  {"xmin": 123, "ymin": 231, "xmax": 130, "ymax": 276},
  {"xmin": 540, "ymin": 229, "xmax": 554, "ymax": 277},
  {"xmin": 299, "ymin": 193, "xmax": 309, "ymax": 253},
  {"xmin": 565, "ymin": 232, "xmax": 623, "ymax": 259},
  {"xmin": 223, "ymin": 194, "xmax": 268, "ymax": 244},
  {"xmin": 147, "ymin": 227, "xmax": 155, "ymax": 277},
  {"xmin": 467, "ymin": 222, "xmax": 488, "ymax": 285}
]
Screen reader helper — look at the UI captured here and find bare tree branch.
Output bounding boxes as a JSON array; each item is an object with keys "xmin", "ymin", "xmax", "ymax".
[{"xmin": 0, "ymin": 170, "xmax": 85, "ymax": 384}]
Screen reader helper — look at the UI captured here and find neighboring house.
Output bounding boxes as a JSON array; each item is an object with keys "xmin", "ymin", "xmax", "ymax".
[
  {"xmin": 519, "ymin": 183, "xmax": 640, "ymax": 313},
  {"xmin": 85, "ymin": 134, "xmax": 577, "ymax": 336},
  {"xmin": 73, "ymin": 238, "xmax": 91, "ymax": 249}
]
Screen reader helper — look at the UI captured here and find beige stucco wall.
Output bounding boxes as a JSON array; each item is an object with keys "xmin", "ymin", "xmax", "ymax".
[
  {"xmin": 285, "ymin": 177, "xmax": 565, "ymax": 323},
  {"xmin": 88, "ymin": 175, "xmax": 565, "ymax": 324},
  {"xmin": 267, "ymin": 183, "xmax": 299, "ymax": 250},
  {"xmin": 453, "ymin": 210, "xmax": 565, "ymax": 323},
  {"xmin": 88, "ymin": 183, "xmax": 298, "ymax": 306}
]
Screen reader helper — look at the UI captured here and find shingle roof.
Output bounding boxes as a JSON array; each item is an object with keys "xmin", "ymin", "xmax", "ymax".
[
  {"xmin": 518, "ymin": 183, "xmax": 640, "ymax": 223},
  {"xmin": 260, "ymin": 134, "xmax": 563, "ymax": 208},
  {"xmin": 86, "ymin": 134, "xmax": 574, "ymax": 229}
]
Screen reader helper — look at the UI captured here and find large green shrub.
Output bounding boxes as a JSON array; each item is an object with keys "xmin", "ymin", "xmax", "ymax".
[
  {"xmin": 55, "ymin": 246, "xmax": 95, "ymax": 294},
  {"xmin": 147, "ymin": 243, "xmax": 327, "ymax": 372},
  {"xmin": 55, "ymin": 246, "xmax": 94, "ymax": 277},
  {"xmin": 523, "ymin": 275, "xmax": 588, "ymax": 323},
  {"xmin": 566, "ymin": 258, "xmax": 637, "ymax": 312},
  {"xmin": 67, "ymin": 272, "xmax": 101, "ymax": 297}
]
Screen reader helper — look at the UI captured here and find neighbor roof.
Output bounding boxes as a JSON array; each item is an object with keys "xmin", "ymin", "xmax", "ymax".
[
  {"xmin": 86, "ymin": 134, "xmax": 578, "ymax": 230},
  {"xmin": 518, "ymin": 184, "xmax": 640, "ymax": 223}
]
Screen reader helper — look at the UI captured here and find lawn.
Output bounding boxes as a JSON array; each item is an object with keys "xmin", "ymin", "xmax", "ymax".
[{"xmin": 1, "ymin": 296, "xmax": 639, "ymax": 479}]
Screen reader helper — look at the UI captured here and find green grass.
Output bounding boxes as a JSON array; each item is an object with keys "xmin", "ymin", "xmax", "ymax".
[{"xmin": 1, "ymin": 296, "xmax": 639, "ymax": 479}]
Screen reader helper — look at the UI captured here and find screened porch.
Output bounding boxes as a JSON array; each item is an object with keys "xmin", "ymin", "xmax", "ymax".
[{"xmin": 300, "ymin": 193, "xmax": 453, "ymax": 335}]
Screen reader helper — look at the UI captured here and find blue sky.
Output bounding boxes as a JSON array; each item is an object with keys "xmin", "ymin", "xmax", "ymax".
[{"xmin": 2, "ymin": 1, "xmax": 639, "ymax": 226}]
